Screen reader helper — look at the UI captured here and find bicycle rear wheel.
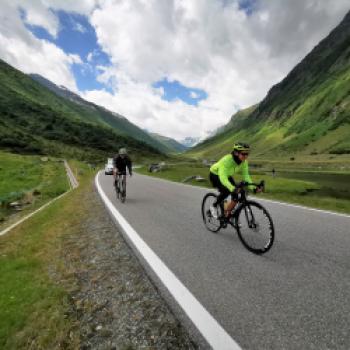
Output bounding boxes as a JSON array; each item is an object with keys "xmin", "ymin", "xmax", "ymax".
[
  {"xmin": 235, "ymin": 201, "xmax": 274, "ymax": 254},
  {"xmin": 201, "ymin": 193, "xmax": 222, "ymax": 233}
]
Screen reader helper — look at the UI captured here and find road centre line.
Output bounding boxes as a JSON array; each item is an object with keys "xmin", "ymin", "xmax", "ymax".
[{"xmin": 96, "ymin": 172, "xmax": 241, "ymax": 350}]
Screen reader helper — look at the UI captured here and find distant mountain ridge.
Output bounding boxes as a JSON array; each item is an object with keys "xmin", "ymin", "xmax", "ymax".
[
  {"xmin": 180, "ymin": 137, "xmax": 201, "ymax": 148},
  {"xmin": 189, "ymin": 11, "xmax": 350, "ymax": 159},
  {"xmin": 149, "ymin": 133, "xmax": 188, "ymax": 153},
  {"xmin": 0, "ymin": 59, "xmax": 161, "ymax": 160},
  {"xmin": 29, "ymin": 73, "xmax": 178, "ymax": 154}
]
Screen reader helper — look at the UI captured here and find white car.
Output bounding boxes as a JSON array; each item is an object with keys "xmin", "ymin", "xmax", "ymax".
[{"xmin": 105, "ymin": 160, "xmax": 114, "ymax": 175}]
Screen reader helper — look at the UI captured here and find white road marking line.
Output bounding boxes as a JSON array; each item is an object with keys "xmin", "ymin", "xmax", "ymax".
[
  {"xmin": 256, "ymin": 197, "xmax": 350, "ymax": 218},
  {"xmin": 136, "ymin": 173, "xmax": 350, "ymax": 218},
  {"xmin": 96, "ymin": 172, "xmax": 241, "ymax": 350}
]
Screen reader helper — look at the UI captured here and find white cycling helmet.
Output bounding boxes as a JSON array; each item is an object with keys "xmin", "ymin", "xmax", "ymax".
[{"xmin": 119, "ymin": 148, "xmax": 127, "ymax": 155}]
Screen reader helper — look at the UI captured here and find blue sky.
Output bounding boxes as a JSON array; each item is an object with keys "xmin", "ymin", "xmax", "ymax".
[
  {"xmin": 153, "ymin": 79, "xmax": 208, "ymax": 106},
  {"xmin": 238, "ymin": 0, "xmax": 257, "ymax": 15},
  {"xmin": 22, "ymin": 8, "xmax": 208, "ymax": 105},
  {"xmin": 22, "ymin": 9, "xmax": 112, "ymax": 92}
]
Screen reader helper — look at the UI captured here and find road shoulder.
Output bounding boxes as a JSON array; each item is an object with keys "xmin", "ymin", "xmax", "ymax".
[{"xmin": 62, "ymin": 182, "xmax": 197, "ymax": 348}]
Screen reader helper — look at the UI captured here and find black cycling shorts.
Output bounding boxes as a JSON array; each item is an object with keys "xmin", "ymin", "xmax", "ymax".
[{"xmin": 209, "ymin": 172, "xmax": 238, "ymax": 201}]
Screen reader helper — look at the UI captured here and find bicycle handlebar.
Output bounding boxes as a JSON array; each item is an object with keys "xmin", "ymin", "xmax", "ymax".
[{"xmin": 236, "ymin": 180, "xmax": 265, "ymax": 192}]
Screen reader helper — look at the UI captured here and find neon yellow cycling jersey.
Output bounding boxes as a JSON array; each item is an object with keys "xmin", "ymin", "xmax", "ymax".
[{"xmin": 210, "ymin": 154, "xmax": 252, "ymax": 192}]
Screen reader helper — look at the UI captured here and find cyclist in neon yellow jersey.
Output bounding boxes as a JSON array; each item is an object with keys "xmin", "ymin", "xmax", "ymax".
[{"xmin": 209, "ymin": 142, "xmax": 260, "ymax": 219}]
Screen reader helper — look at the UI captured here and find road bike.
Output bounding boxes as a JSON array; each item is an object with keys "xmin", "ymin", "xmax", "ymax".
[
  {"xmin": 201, "ymin": 181, "xmax": 275, "ymax": 254},
  {"xmin": 115, "ymin": 173, "xmax": 127, "ymax": 203}
]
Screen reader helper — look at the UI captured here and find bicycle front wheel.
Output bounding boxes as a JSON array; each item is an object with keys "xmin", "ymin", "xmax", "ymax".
[
  {"xmin": 115, "ymin": 180, "xmax": 120, "ymax": 199},
  {"xmin": 235, "ymin": 201, "xmax": 274, "ymax": 254},
  {"xmin": 120, "ymin": 176, "xmax": 126, "ymax": 203},
  {"xmin": 201, "ymin": 193, "xmax": 222, "ymax": 233}
]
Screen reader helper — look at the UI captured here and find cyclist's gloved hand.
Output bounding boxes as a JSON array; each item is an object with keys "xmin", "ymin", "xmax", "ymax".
[{"xmin": 254, "ymin": 186, "xmax": 263, "ymax": 194}]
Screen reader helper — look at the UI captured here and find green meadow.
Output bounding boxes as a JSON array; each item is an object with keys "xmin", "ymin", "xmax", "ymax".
[
  {"xmin": 136, "ymin": 161, "xmax": 350, "ymax": 214},
  {"xmin": 0, "ymin": 151, "xmax": 69, "ymax": 227},
  {"xmin": 0, "ymin": 160, "xmax": 93, "ymax": 349}
]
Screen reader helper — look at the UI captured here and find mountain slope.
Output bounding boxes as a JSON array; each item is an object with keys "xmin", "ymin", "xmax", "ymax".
[
  {"xmin": 0, "ymin": 59, "xmax": 161, "ymax": 161},
  {"xmin": 189, "ymin": 11, "xmax": 350, "ymax": 159},
  {"xmin": 180, "ymin": 137, "xmax": 201, "ymax": 148},
  {"xmin": 149, "ymin": 133, "xmax": 188, "ymax": 153},
  {"xmin": 29, "ymin": 74, "xmax": 172, "ymax": 153}
]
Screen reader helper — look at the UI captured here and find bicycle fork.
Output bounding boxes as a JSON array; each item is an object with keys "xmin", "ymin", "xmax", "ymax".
[{"xmin": 244, "ymin": 205, "xmax": 258, "ymax": 229}]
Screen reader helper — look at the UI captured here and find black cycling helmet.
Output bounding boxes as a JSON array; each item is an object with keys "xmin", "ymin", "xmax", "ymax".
[{"xmin": 233, "ymin": 142, "xmax": 250, "ymax": 152}]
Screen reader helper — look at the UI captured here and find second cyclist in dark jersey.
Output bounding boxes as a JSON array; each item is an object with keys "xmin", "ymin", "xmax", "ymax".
[{"xmin": 113, "ymin": 148, "xmax": 132, "ymax": 176}]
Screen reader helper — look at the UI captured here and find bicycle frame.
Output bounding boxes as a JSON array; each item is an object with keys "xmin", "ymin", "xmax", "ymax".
[
  {"xmin": 115, "ymin": 173, "xmax": 127, "ymax": 201},
  {"xmin": 225, "ymin": 181, "xmax": 264, "ymax": 223},
  {"xmin": 202, "ymin": 180, "xmax": 274, "ymax": 254}
]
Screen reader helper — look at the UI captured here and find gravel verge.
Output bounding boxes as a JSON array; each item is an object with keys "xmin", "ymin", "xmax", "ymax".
[{"xmin": 61, "ymin": 184, "xmax": 198, "ymax": 349}]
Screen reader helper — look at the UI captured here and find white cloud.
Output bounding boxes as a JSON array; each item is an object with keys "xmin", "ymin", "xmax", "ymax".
[
  {"xmin": 86, "ymin": 52, "xmax": 93, "ymax": 62},
  {"xmin": 22, "ymin": 4, "xmax": 59, "ymax": 38},
  {"xmin": 0, "ymin": 0, "xmax": 349, "ymax": 140},
  {"xmin": 84, "ymin": 0, "xmax": 349, "ymax": 140},
  {"xmin": 73, "ymin": 22, "xmax": 87, "ymax": 33},
  {"xmin": 190, "ymin": 91, "xmax": 201, "ymax": 99},
  {"xmin": 0, "ymin": 1, "xmax": 98, "ymax": 91}
]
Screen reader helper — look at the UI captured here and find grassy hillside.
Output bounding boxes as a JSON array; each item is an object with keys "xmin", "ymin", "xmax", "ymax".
[
  {"xmin": 0, "ymin": 151, "xmax": 69, "ymax": 227},
  {"xmin": 149, "ymin": 133, "xmax": 188, "ymax": 153},
  {"xmin": 0, "ymin": 59, "xmax": 161, "ymax": 162},
  {"xmin": 189, "ymin": 11, "xmax": 350, "ymax": 164},
  {"xmin": 30, "ymin": 74, "xmax": 174, "ymax": 153}
]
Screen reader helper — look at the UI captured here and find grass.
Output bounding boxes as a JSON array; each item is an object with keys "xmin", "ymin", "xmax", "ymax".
[
  {"xmin": 0, "ymin": 160, "xmax": 94, "ymax": 349},
  {"xmin": 0, "ymin": 151, "xmax": 69, "ymax": 227},
  {"xmin": 136, "ymin": 163, "xmax": 350, "ymax": 214}
]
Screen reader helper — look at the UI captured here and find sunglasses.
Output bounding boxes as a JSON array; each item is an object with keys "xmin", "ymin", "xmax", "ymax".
[{"xmin": 240, "ymin": 152, "xmax": 249, "ymax": 156}]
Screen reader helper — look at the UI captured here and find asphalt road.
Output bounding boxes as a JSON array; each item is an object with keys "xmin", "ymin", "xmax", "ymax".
[{"xmin": 98, "ymin": 172, "xmax": 350, "ymax": 350}]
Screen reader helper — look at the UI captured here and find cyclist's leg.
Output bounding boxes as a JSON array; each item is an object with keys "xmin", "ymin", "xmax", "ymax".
[
  {"xmin": 208, "ymin": 173, "xmax": 222, "ymax": 218},
  {"xmin": 209, "ymin": 173, "xmax": 223, "ymax": 202},
  {"xmin": 115, "ymin": 173, "xmax": 120, "ymax": 192},
  {"xmin": 216, "ymin": 190, "xmax": 230, "ymax": 214},
  {"xmin": 122, "ymin": 174, "xmax": 126, "ymax": 196},
  {"xmin": 225, "ymin": 177, "xmax": 238, "ymax": 216},
  {"xmin": 215, "ymin": 187, "xmax": 231, "ymax": 217}
]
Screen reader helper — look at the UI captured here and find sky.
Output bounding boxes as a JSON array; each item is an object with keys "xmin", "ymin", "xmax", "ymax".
[{"xmin": 0, "ymin": 1, "xmax": 349, "ymax": 142}]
